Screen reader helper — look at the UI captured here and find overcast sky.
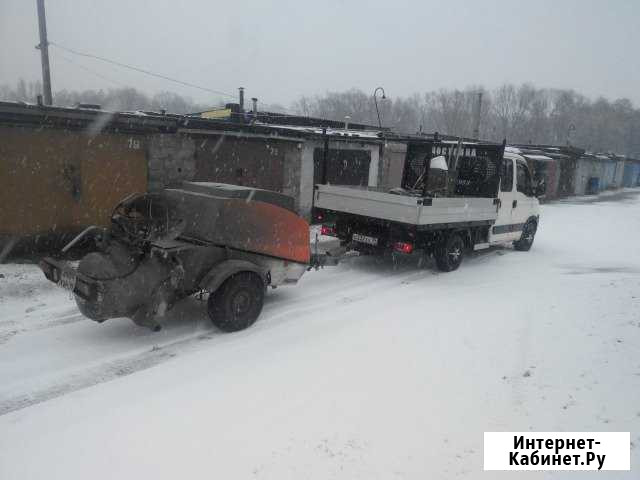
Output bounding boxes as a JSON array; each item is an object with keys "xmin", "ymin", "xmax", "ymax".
[{"xmin": 1, "ymin": 0, "xmax": 639, "ymax": 108}]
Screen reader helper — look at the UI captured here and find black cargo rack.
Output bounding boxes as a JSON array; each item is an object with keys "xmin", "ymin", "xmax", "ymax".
[{"xmin": 400, "ymin": 139, "xmax": 506, "ymax": 198}]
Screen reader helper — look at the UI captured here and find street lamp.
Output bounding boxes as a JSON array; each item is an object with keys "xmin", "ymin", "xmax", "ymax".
[{"xmin": 373, "ymin": 87, "xmax": 386, "ymax": 129}]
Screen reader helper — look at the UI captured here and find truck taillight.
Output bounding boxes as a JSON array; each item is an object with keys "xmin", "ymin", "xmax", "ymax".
[
  {"xmin": 393, "ymin": 242, "xmax": 414, "ymax": 254},
  {"xmin": 321, "ymin": 224, "xmax": 336, "ymax": 236}
]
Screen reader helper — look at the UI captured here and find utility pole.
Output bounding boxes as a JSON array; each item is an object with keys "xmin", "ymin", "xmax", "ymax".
[
  {"xmin": 36, "ymin": 0, "xmax": 52, "ymax": 105},
  {"xmin": 472, "ymin": 92, "xmax": 483, "ymax": 140}
]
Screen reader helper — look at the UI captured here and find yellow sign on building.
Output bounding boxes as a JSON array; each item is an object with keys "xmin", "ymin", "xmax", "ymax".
[{"xmin": 200, "ymin": 108, "xmax": 232, "ymax": 119}]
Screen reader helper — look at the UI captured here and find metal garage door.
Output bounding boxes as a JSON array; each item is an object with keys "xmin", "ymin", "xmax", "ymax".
[{"xmin": 313, "ymin": 148, "xmax": 371, "ymax": 186}]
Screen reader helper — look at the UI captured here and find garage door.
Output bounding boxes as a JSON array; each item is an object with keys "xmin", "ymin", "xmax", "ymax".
[{"xmin": 313, "ymin": 148, "xmax": 371, "ymax": 186}]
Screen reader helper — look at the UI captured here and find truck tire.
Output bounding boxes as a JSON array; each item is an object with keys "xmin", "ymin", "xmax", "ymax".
[
  {"xmin": 514, "ymin": 219, "xmax": 537, "ymax": 251},
  {"xmin": 435, "ymin": 232, "xmax": 464, "ymax": 272},
  {"xmin": 207, "ymin": 272, "xmax": 265, "ymax": 332}
]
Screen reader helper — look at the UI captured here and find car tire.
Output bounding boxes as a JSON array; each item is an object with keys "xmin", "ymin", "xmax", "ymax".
[
  {"xmin": 435, "ymin": 232, "xmax": 465, "ymax": 272},
  {"xmin": 207, "ymin": 272, "xmax": 265, "ymax": 332},
  {"xmin": 514, "ymin": 219, "xmax": 537, "ymax": 251}
]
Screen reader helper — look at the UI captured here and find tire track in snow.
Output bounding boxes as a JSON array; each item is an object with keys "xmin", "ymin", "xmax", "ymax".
[
  {"xmin": 0, "ymin": 331, "xmax": 212, "ymax": 416},
  {"xmin": 0, "ymin": 311, "xmax": 85, "ymax": 345}
]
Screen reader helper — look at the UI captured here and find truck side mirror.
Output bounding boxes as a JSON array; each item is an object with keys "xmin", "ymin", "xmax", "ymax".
[{"xmin": 534, "ymin": 178, "xmax": 546, "ymax": 197}]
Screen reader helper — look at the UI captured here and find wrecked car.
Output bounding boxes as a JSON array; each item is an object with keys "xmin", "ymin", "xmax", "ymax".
[{"xmin": 40, "ymin": 182, "xmax": 310, "ymax": 332}]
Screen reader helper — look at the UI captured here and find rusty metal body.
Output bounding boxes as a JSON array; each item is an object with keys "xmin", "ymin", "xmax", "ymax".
[{"xmin": 40, "ymin": 183, "xmax": 310, "ymax": 331}]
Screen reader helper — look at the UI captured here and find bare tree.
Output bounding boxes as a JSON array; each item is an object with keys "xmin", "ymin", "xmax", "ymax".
[{"xmin": 3, "ymin": 79, "xmax": 640, "ymax": 157}]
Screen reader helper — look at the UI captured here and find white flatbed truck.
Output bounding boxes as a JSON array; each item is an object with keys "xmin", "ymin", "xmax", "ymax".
[{"xmin": 314, "ymin": 141, "xmax": 544, "ymax": 271}]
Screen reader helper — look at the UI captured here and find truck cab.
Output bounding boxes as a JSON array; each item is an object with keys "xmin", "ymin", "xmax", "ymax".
[{"xmin": 488, "ymin": 151, "xmax": 541, "ymax": 247}]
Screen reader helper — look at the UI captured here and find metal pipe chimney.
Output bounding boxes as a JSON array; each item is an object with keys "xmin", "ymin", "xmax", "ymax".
[
  {"xmin": 238, "ymin": 87, "xmax": 245, "ymax": 112},
  {"xmin": 251, "ymin": 97, "xmax": 258, "ymax": 120},
  {"xmin": 472, "ymin": 92, "xmax": 483, "ymax": 140}
]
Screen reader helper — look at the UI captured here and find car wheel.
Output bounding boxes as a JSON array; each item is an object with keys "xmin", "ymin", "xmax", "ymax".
[
  {"xmin": 207, "ymin": 272, "xmax": 265, "ymax": 332},
  {"xmin": 435, "ymin": 232, "xmax": 465, "ymax": 272},
  {"xmin": 514, "ymin": 219, "xmax": 537, "ymax": 251}
]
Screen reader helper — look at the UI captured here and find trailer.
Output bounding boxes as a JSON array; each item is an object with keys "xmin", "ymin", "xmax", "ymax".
[
  {"xmin": 314, "ymin": 141, "xmax": 544, "ymax": 271},
  {"xmin": 40, "ymin": 182, "xmax": 310, "ymax": 332}
]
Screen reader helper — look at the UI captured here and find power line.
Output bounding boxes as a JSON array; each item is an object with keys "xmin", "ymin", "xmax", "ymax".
[
  {"xmin": 49, "ymin": 41, "xmax": 237, "ymax": 99},
  {"xmin": 54, "ymin": 51, "xmax": 127, "ymax": 87},
  {"xmin": 49, "ymin": 40, "xmax": 295, "ymax": 113}
]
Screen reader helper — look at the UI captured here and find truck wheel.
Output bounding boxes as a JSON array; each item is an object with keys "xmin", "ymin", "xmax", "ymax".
[
  {"xmin": 207, "ymin": 272, "xmax": 265, "ymax": 332},
  {"xmin": 435, "ymin": 233, "xmax": 464, "ymax": 272},
  {"xmin": 514, "ymin": 219, "xmax": 537, "ymax": 251}
]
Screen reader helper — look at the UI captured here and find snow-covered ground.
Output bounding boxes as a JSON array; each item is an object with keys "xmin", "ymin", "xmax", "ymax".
[{"xmin": 0, "ymin": 192, "xmax": 639, "ymax": 479}]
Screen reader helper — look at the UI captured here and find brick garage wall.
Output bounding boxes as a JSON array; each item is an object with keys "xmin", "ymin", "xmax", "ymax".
[{"xmin": 147, "ymin": 133, "xmax": 196, "ymax": 190}]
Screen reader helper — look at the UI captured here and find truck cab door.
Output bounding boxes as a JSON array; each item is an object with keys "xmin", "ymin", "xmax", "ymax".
[
  {"xmin": 513, "ymin": 159, "xmax": 536, "ymax": 229},
  {"xmin": 489, "ymin": 157, "xmax": 520, "ymax": 243}
]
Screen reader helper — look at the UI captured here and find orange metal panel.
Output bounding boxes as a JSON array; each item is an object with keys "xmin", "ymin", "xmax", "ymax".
[{"xmin": 219, "ymin": 199, "xmax": 311, "ymax": 264}]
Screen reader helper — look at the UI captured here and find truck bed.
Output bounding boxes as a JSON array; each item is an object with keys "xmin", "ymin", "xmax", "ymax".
[{"xmin": 314, "ymin": 184, "xmax": 498, "ymax": 227}]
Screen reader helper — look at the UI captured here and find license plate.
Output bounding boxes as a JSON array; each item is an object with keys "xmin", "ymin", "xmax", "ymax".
[
  {"xmin": 352, "ymin": 233, "xmax": 378, "ymax": 246},
  {"xmin": 58, "ymin": 267, "xmax": 78, "ymax": 293}
]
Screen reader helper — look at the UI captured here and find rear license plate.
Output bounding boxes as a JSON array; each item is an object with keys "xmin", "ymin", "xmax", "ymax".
[
  {"xmin": 352, "ymin": 233, "xmax": 378, "ymax": 246},
  {"xmin": 58, "ymin": 266, "xmax": 78, "ymax": 293}
]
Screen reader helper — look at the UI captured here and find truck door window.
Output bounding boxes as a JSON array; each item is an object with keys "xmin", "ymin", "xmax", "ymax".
[
  {"xmin": 501, "ymin": 160, "xmax": 513, "ymax": 192},
  {"xmin": 516, "ymin": 160, "xmax": 533, "ymax": 196}
]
